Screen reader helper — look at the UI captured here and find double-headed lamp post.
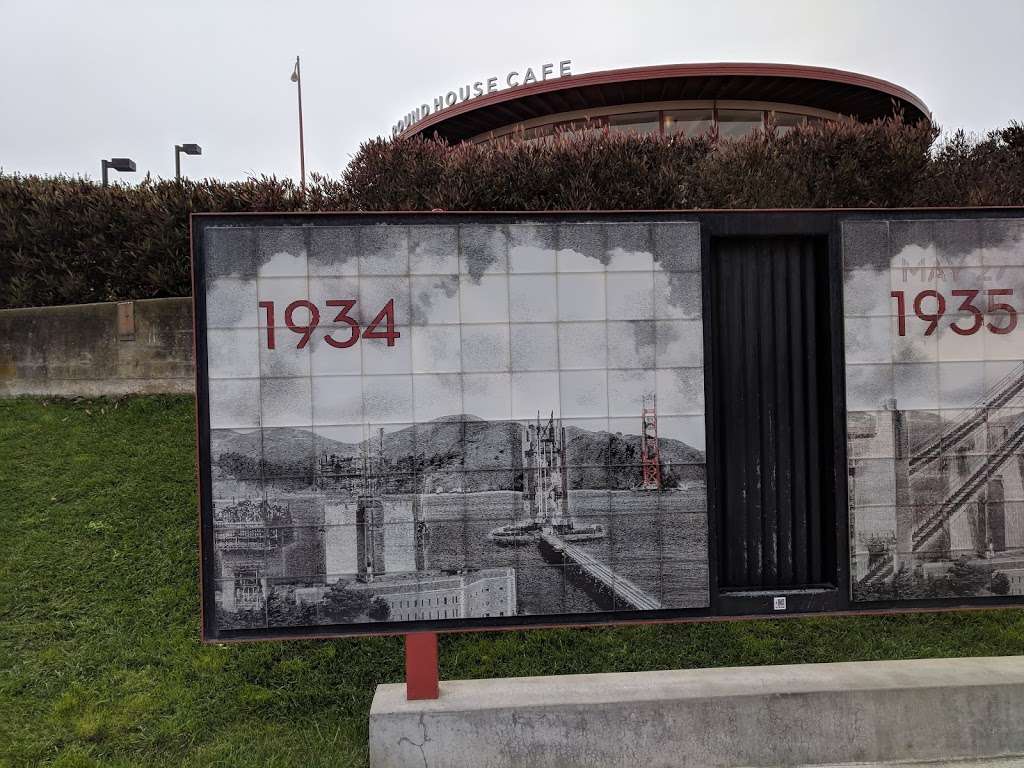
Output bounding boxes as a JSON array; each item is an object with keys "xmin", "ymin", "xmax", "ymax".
[
  {"xmin": 101, "ymin": 157, "xmax": 136, "ymax": 186},
  {"xmin": 174, "ymin": 143, "xmax": 202, "ymax": 181}
]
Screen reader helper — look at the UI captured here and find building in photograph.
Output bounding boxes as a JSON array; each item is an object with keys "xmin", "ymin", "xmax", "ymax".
[
  {"xmin": 351, "ymin": 569, "xmax": 517, "ymax": 622},
  {"xmin": 396, "ymin": 62, "xmax": 931, "ymax": 145},
  {"xmin": 293, "ymin": 570, "xmax": 518, "ymax": 621}
]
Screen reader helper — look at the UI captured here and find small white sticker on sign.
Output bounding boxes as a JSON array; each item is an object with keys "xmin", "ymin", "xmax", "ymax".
[{"xmin": 773, "ymin": 596, "xmax": 787, "ymax": 611}]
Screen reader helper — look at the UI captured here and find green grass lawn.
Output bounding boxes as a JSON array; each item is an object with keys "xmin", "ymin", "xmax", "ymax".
[{"xmin": 3, "ymin": 396, "xmax": 1024, "ymax": 767}]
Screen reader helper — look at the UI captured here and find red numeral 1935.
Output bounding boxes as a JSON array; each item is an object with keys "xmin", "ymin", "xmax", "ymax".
[
  {"xmin": 257, "ymin": 299, "xmax": 400, "ymax": 350},
  {"xmin": 891, "ymin": 289, "xmax": 1017, "ymax": 337}
]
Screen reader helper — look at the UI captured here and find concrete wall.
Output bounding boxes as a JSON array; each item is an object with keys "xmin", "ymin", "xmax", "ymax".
[
  {"xmin": 0, "ymin": 298, "xmax": 194, "ymax": 397},
  {"xmin": 370, "ymin": 656, "xmax": 1024, "ymax": 768}
]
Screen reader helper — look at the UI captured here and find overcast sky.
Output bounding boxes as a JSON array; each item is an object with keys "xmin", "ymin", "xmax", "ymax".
[{"xmin": 2, "ymin": 0, "xmax": 1021, "ymax": 183}]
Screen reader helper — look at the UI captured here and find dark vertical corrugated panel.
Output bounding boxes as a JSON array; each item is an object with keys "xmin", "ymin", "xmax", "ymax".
[
  {"xmin": 789, "ymin": 246, "xmax": 810, "ymax": 584},
  {"xmin": 712, "ymin": 236, "xmax": 833, "ymax": 589}
]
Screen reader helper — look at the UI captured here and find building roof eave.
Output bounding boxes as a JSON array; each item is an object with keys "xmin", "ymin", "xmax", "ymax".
[{"xmin": 398, "ymin": 62, "xmax": 931, "ymax": 143}]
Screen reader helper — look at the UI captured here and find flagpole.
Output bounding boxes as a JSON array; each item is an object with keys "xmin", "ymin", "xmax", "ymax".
[{"xmin": 293, "ymin": 55, "xmax": 306, "ymax": 193}]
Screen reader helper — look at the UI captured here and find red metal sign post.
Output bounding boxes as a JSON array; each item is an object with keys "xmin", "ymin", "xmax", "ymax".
[{"xmin": 405, "ymin": 632, "xmax": 440, "ymax": 700}]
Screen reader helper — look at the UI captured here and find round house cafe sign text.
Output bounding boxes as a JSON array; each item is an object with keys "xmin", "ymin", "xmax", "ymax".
[{"xmin": 391, "ymin": 60, "xmax": 573, "ymax": 137}]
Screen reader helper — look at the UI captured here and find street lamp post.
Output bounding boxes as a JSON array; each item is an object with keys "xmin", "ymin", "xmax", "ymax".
[
  {"xmin": 174, "ymin": 143, "xmax": 202, "ymax": 181},
  {"xmin": 290, "ymin": 56, "xmax": 306, "ymax": 192},
  {"xmin": 101, "ymin": 158, "xmax": 137, "ymax": 186}
]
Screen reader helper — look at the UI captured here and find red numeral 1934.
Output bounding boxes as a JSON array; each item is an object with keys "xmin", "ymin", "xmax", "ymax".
[
  {"xmin": 891, "ymin": 289, "xmax": 1017, "ymax": 337},
  {"xmin": 257, "ymin": 299, "xmax": 400, "ymax": 350}
]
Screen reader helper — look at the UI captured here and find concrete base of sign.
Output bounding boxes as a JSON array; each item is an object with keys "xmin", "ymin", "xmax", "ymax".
[{"xmin": 368, "ymin": 656, "xmax": 1024, "ymax": 768}]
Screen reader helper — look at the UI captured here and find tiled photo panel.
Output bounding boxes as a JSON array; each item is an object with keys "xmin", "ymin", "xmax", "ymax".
[
  {"xmin": 199, "ymin": 218, "xmax": 709, "ymax": 635},
  {"xmin": 843, "ymin": 217, "xmax": 1024, "ymax": 603}
]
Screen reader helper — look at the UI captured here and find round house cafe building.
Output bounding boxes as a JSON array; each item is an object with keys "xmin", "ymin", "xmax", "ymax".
[{"xmin": 392, "ymin": 61, "xmax": 931, "ymax": 144}]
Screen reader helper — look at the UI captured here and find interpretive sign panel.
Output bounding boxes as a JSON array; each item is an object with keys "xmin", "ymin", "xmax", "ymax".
[
  {"xmin": 193, "ymin": 210, "xmax": 1024, "ymax": 641},
  {"xmin": 194, "ymin": 214, "xmax": 709, "ymax": 639},
  {"xmin": 843, "ymin": 217, "xmax": 1024, "ymax": 602}
]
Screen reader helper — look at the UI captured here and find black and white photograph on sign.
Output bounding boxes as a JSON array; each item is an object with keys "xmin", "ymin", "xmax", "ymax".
[
  {"xmin": 200, "ymin": 220, "xmax": 709, "ymax": 633},
  {"xmin": 843, "ymin": 217, "xmax": 1024, "ymax": 602}
]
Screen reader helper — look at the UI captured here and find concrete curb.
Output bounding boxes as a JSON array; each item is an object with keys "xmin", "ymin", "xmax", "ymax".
[{"xmin": 369, "ymin": 656, "xmax": 1024, "ymax": 768}]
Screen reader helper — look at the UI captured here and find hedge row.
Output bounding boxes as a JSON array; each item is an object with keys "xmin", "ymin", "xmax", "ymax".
[{"xmin": 2, "ymin": 118, "xmax": 1023, "ymax": 308}]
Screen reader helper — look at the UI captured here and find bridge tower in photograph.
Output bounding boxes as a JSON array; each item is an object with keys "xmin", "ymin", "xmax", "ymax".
[
  {"xmin": 641, "ymin": 395, "xmax": 662, "ymax": 491},
  {"xmin": 523, "ymin": 412, "xmax": 571, "ymax": 528}
]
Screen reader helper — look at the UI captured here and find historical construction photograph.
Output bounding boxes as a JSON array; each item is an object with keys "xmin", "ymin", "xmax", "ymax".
[
  {"xmin": 844, "ymin": 218, "xmax": 1024, "ymax": 601},
  {"xmin": 199, "ymin": 219, "xmax": 710, "ymax": 631}
]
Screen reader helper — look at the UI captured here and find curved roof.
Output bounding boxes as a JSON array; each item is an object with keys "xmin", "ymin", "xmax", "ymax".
[{"xmin": 399, "ymin": 62, "xmax": 931, "ymax": 143}]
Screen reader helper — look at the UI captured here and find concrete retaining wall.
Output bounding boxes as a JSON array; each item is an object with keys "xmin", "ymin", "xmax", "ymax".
[
  {"xmin": 369, "ymin": 656, "xmax": 1024, "ymax": 768},
  {"xmin": 0, "ymin": 298, "xmax": 194, "ymax": 397}
]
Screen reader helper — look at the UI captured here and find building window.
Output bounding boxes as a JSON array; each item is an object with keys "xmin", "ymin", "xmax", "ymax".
[
  {"xmin": 769, "ymin": 111, "xmax": 806, "ymax": 136},
  {"xmin": 607, "ymin": 111, "xmax": 660, "ymax": 136},
  {"xmin": 477, "ymin": 103, "xmax": 839, "ymax": 145},
  {"xmin": 553, "ymin": 116, "xmax": 608, "ymax": 136},
  {"xmin": 717, "ymin": 109, "xmax": 764, "ymax": 139},
  {"xmin": 663, "ymin": 109, "xmax": 714, "ymax": 138},
  {"xmin": 522, "ymin": 124, "xmax": 555, "ymax": 144}
]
